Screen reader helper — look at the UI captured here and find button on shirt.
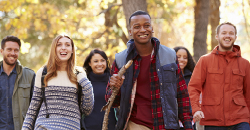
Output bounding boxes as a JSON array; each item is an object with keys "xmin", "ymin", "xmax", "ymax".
[{"xmin": 0, "ymin": 65, "xmax": 17, "ymax": 130}]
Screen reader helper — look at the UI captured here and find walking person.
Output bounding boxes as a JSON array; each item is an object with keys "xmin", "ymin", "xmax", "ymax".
[
  {"xmin": 174, "ymin": 46, "xmax": 198, "ymax": 130},
  {"xmin": 22, "ymin": 34, "xmax": 94, "ymax": 130},
  {"xmin": 81, "ymin": 49, "xmax": 116, "ymax": 130},
  {"xmin": 188, "ymin": 22, "xmax": 250, "ymax": 130},
  {"xmin": 106, "ymin": 10, "xmax": 193, "ymax": 130},
  {"xmin": 0, "ymin": 35, "xmax": 35, "ymax": 130}
]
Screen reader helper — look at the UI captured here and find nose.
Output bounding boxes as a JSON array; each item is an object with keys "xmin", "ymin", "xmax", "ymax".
[
  {"xmin": 140, "ymin": 26, "xmax": 146, "ymax": 32},
  {"xmin": 11, "ymin": 50, "xmax": 15, "ymax": 55},
  {"xmin": 62, "ymin": 44, "xmax": 66, "ymax": 49}
]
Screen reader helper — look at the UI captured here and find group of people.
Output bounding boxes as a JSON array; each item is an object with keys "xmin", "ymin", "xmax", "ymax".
[{"xmin": 0, "ymin": 10, "xmax": 249, "ymax": 130}]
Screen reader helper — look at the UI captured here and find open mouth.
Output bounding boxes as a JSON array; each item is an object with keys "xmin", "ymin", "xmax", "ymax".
[
  {"xmin": 60, "ymin": 52, "xmax": 68, "ymax": 56},
  {"xmin": 224, "ymin": 38, "xmax": 231, "ymax": 42},
  {"xmin": 139, "ymin": 34, "xmax": 148, "ymax": 38}
]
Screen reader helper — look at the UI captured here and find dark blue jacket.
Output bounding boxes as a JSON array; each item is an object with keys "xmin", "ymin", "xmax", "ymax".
[{"xmin": 115, "ymin": 37, "xmax": 184, "ymax": 129}]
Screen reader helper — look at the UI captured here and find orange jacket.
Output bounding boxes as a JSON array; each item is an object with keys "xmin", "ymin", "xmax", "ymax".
[{"xmin": 188, "ymin": 45, "xmax": 250, "ymax": 126}]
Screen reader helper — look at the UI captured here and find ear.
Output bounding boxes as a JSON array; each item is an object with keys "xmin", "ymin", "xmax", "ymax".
[
  {"xmin": 0, "ymin": 49, "xmax": 3, "ymax": 54},
  {"xmin": 152, "ymin": 26, "xmax": 154, "ymax": 33},
  {"xmin": 88, "ymin": 62, "xmax": 91, "ymax": 67},
  {"xmin": 215, "ymin": 34, "xmax": 218, "ymax": 40},
  {"xmin": 129, "ymin": 29, "xmax": 132, "ymax": 36}
]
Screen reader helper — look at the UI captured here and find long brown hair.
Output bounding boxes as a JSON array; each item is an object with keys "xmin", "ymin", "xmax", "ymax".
[{"xmin": 44, "ymin": 34, "xmax": 77, "ymax": 87}]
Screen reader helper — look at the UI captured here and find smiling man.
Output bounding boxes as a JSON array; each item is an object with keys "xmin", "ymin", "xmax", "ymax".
[
  {"xmin": 188, "ymin": 22, "xmax": 250, "ymax": 130},
  {"xmin": 0, "ymin": 35, "xmax": 35, "ymax": 130},
  {"xmin": 106, "ymin": 10, "xmax": 193, "ymax": 130}
]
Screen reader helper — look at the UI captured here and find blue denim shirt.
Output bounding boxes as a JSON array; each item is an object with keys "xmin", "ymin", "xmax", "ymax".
[{"xmin": 0, "ymin": 64, "xmax": 17, "ymax": 130}]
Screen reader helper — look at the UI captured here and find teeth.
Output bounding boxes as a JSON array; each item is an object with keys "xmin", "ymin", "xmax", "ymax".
[
  {"xmin": 9, "ymin": 57, "xmax": 14, "ymax": 60},
  {"xmin": 225, "ymin": 39, "xmax": 230, "ymax": 41},
  {"xmin": 61, "ymin": 53, "xmax": 67, "ymax": 55},
  {"xmin": 140, "ymin": 35, "xmax": 147, "ymax": 37}
]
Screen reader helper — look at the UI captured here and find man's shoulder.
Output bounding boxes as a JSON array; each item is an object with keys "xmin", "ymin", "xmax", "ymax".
[{"xmin": 22, "ymin": 67, "xmax": 35, "ymax": 75}]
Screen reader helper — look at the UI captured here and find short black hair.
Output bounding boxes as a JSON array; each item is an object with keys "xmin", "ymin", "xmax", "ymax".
[
  {"xmin": 83, "ymin": 48, "xmax": 110, "ymax": 75},
  {"xmin": 129, "ymin": 10, "xmax": 151, "ymax": 26},
  {"xmin": 173, "ymin": 46, "xmax": 196, "ymax": 72},
  {"xmin": 1, "ymin": 35, "xmax": 21, "ymax": 49}
]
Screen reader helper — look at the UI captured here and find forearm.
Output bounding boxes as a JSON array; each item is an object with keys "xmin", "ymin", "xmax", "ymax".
[
  {"xmin": 22, "ymin": 86, "xmax": 43, "ymax": 130},
  {"xmin": 78, "ymin": 74, "xmax": 94, "ymax": 116}
]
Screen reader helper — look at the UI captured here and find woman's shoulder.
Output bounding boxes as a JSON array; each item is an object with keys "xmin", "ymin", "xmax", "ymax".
[{"xmin": 34, "ymin": 66, "xmax": 46, "ymax": 88}]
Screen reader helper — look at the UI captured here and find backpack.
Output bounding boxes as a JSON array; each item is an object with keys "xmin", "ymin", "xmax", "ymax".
[{"xmin": 41, "ymin": 66, "xmax": 82, "ymax": 118}]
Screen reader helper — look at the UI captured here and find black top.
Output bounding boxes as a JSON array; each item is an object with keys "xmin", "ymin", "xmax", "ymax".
[
  {"xmin": 82, "ymin": 72, "xmax": 116, "ymax": 130},
  {"xmin": 183, "ymin": 68, "xmax": 192, "ymax": 86}
]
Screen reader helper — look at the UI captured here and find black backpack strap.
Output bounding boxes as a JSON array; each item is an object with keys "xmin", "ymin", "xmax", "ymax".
[{"xmin": 41, "ymin": 66, "xmax": 49, "ymax": 118}]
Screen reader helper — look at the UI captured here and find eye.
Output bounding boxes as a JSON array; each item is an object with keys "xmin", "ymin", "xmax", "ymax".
[
  {"xmin": 144, "ymin": 25, "xmax": 150, "ymax": 28},
  {"xmin": 134, "ymin": 26, "xmax": 140, "ymax": 29},
  {"xmin": 57, "ymin": 43, "xmax": 61, "ymax": 46},
  {"xmin": 14, "ymin": 49, "xmax": 19, "ymax": 53}
]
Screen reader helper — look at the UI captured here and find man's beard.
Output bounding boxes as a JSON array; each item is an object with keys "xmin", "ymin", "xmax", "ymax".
[
  {"xmin": 218, "ymin": 39, "xmax": 234, "ymax": 51},
  {"xmin": 3, "ymin": 56, "xmax": 17, "ymax": 66}
]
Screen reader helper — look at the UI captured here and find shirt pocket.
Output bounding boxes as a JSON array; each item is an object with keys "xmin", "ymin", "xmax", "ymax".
[
  {"xmin": 18, "ymin": 84, "xmax": 31, "ymax": 98},
  {"xmin": 232, "ymin": 69, "xmax": 245, "ymax": 87},
  {"xmin": 162, "ymin": 63, "xmax": 178, "ymax": 83},
  {"xmin": 207, "ymin": 68, "xmax": 223, "ymax": 84}
]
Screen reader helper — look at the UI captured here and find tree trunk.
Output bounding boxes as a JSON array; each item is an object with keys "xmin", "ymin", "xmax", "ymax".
[
  {"xmin": 193, "ymin": 0, "xmax": 210, "ymax": 62},
  {"xmin": 122, "ymin": 0, "xmax": 147, "ymax": 39},
  {"xmin": 209, "ymin": 0, "xmax": 220, "ymax": 50}
]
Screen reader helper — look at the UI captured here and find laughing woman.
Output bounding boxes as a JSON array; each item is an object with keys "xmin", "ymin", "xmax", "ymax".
[
  {"xmin": 81, "ymin": 49, "xmax": 116, "ymax": 130},
  {"xmin": 22, "ymin": 35, "xmax": 94, "ymax": 130}
]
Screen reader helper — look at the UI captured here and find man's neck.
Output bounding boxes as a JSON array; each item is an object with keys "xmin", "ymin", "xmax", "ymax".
[
  {"xmin": 134, "ymin": 41, "xmax": 154, "ymax": 56},
  {"xmin": 2, "ymin": 62, "xmax": 16, "ymax": 76},
  {"xmin": 218, "ymin": 45, "xmax": 233, "ymax": 52}
]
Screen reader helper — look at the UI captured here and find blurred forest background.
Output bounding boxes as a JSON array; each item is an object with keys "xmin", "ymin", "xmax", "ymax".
[{"xmin": 0, "ymin": 0, "xmax": 250, "ymax": 72}]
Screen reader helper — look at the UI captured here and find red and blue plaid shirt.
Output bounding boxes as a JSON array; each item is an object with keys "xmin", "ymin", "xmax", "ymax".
[{"xmin": 106, "ymin": 39, "xmax": 193, "ymax": 130}]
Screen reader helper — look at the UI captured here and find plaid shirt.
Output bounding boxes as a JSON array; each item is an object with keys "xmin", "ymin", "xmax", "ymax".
[{"xmin": 106, "ymin": 39, "xmax": 193, "ymax": 130}]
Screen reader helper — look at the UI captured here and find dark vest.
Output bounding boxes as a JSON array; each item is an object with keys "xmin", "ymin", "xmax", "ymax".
[{"xmin": 114, "ymin": 38, "xmax": 179, "ymax": 129}]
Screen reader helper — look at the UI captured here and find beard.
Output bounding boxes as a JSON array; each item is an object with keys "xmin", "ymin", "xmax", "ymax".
[
  {"xmin": 218, "ymin": 39, "xmax": 234, "ymax": 51},
  {"xmin": 3, "ymin": 55, "xmax": 17, "ymax": 66}
]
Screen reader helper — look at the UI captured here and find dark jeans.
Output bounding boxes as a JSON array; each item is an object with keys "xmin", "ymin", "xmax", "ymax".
[{"xmin": 205, "ymin": 122, "xmax": 250, "ymax": 130}]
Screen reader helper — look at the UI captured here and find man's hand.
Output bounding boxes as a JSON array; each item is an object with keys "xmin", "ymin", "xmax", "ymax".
[
  {"xmin": 109, "ymin": 74, "xmax": 125, "ymax": 89},
  {"xmin": 193, "ymin": 111, "xmax": 205, "ymax": 122}
]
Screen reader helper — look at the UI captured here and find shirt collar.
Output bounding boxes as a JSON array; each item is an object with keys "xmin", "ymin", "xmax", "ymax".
[{"xmin": 0, "ymin": 64, "xmax": 17, "ymax": 75}]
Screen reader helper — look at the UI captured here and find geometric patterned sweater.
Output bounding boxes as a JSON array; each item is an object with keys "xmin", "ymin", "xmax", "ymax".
[{"xmin": 22, "ymin": 67, "xmax": 94, "ymax": 130}]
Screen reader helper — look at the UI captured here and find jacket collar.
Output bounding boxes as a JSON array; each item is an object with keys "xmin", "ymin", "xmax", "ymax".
[
  {"xmin": 212, "ymin": 45, "xmax": 241, "ymax": 58},
  {"xmin": 0, "ymin": 60, "xmax": 22, "ymax": 75},
  {"xmin": 126, "ymin": 37, "xmax": 161, "ymax": 59}
]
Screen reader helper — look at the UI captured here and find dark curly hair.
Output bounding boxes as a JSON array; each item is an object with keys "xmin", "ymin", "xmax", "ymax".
[
  {"xmin": 173, "ymin": 46, "xmax": 196, "ymax": 72},
  {"xmin": 83, "ymin": 48, "xmax": 110, "ymax": 75}
]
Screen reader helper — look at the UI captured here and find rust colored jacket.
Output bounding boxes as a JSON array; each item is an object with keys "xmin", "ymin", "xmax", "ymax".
[{"xmin": 188, "ymin": 45, "xmax": 250, "ymax": 126}]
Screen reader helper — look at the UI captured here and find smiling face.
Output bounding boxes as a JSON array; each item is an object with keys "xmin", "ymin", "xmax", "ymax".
[
  {"xmin": 176, "ymin": 49, "xmax": 188, "ymax": 71},
  {"xmin": 216, "ymin": 24, "xmax": 237, "ymax": 52},
  {"xmin": 129, "ymin": 15, "xmax": 153, "ymax": 45},
  {"xmin": 56, "ymin": 37, "xmax": 73, "ymax": 63},
  {"xmin": 0, "ymin": 41, "xmax": 20, "ymax": 66},
  {"xmin": 89, "ymin": 53, "xmax": 107, "ymax": 75}
]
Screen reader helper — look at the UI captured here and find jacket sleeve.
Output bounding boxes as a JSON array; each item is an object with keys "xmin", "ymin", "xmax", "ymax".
[
  {"xmin": 188, "ymin": 56, "xmax": 207, "ymax": 115},
  {"xmin": 22, "ymin": 69, "xmax": 43, "ymax": 130},
  {"xmin": 105, "ymin": 60, "xmax": 121, "ymax": 107},
  {"xmin": 77, "ymin": 72, "xmax": 94, "ymax": 116},
  {"xmin": 29, "ymin": 74, "xmax": 36, "ymax": 103},
  {"xmin": 243, "ymin": 61, "xmax": 250, "ymax": 124}
]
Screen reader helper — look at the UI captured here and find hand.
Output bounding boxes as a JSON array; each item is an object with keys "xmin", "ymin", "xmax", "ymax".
[
  {"xmin": 193, "ymin": 111, "xmax": 205, "ymax": 122},
  {"xmin": 109, "ymin": 74, "xmax": 125, "ymax": 89}
]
